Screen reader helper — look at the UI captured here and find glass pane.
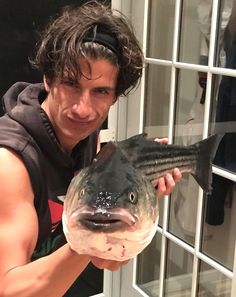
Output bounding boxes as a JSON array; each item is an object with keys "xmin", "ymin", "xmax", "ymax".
[
  {"xmin": 144, "ymin": 64, "xmax": 171, "ymax": 138},
  {"xmin": 130, "ymin": 0, "xmax": 146, "ymax": 47},
  {"xmin": 136, "ymin": 232, "xmax": 162, "ymax": 297},
  {"xmin": 174, "ymin": 68, "xmax": 205, "ymax": 137},
  {"xmin": 179, "ymin": 1, "xmax": 233, "ymax": 67},
  {"xmin": 209, "ymin": 2, "xmax": 236, "ymax": 174},
  {"xmin": 215, "ymin": 0, "xmax": 234, "ymax": 68},
  {"xmin": 202, "ymin": 182, "xmax": 236, "ymax": 270},
  {"xmin": 209, "ymin": 73, "xmax": 236, "ymax": 174},
  {"xmin": 179, "ymin": 0, "xmax": 213, "ymax": 64},
  {"xmin": 195, "ymin": 1, "xmax": 234, "ymax": 68},
  {"xmin": 164, "ymin": 240, "xmax": 193, "ymax": 296},
  {"xmin": 147, "ymin": 0, "xmax": 175, "ymax": 60},
  {"xmin": 198, "ymin": 261, "xmax": 232, "ymax": 297},
  {"xmin": 168, "ymin": 179, "xmax": 199, "ymax": 246}
]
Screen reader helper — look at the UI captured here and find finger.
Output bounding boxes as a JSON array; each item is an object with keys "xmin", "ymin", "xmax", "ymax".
[
  {"xmin": 103, "ymin": 260, "xmax": 129, "ymax": 271},
  {"xmin": 108, "ymin": 260, "xmax": 129, "ymax": 271},
  {"xmin": 90, "ymin": 258, "xmax": 104, "ymax": 269},
  {"xmin": 156, "ymin": 177, "xmax": 167, "ymax": 198},
  {"xmin": 172, "ymin": 168, "xmax": 182, "ymax": 182},
  {"xmin": 91, "ymin": 258, "xmax": 129, "ymax": 271},
  {"xmin": 154, "ymin": 137, "xmax": 168, "ymax": 144},
  {"xmin": 156, "ymin": 174, "xmax": 176, "ymax": 198},
  {"xmin": 164, "ymin": 173, "xmax": 175, "ymax": 196}
]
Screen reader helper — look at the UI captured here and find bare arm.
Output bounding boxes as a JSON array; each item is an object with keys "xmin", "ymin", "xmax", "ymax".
[
  {"xmin": 0, "ymin": 148, "xmax": 90, "ymax": 297},
  {"xmin": 2, "ymin": 246, "xmax": 90, "ymax": 297}
]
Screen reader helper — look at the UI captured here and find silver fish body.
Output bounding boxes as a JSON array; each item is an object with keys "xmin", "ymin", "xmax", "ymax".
[
  {"xmin": 116, "ymin": 133, "xmax": 222, "ymax": 193},
  {"xmin": 61, "ymin": 134, "xmax": 222, "ymax": 261}
]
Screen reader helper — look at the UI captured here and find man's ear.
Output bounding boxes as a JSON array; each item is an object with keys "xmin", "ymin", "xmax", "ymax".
[{"xmin": 43, "ymin": 76, "xmax": 50, "ymax": 92}]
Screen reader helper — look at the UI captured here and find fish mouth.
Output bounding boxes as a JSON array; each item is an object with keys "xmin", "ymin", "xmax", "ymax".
[{"xmin": 75, "ymin": 207, "xmax": 137, "ymax": 232}]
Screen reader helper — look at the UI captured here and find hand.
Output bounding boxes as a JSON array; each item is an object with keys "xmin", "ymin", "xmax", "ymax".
[
  {"xmin": 90, "ymin": 257, "xmax": 129, "ymax": 271},
  {"xmin": 154, "ymin": 138, "xmax": 182, "ymax": 197},
  {"xmin": 155, "ymin": 168, "xmax": 182, "ymax": 197}
]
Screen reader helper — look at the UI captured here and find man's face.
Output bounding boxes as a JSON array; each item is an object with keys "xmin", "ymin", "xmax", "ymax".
[{"xmin": 42, "ymin": 58, "xmax": 118, "ymax": 151}]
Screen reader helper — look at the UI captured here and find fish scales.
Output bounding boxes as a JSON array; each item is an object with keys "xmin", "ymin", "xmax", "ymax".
[
  {"xmin": 144, "ymin": 166, "xmax": 194, "ymax": 181},
  {"xmin": 135, "ymin": 154, "xmax": 198, "ymax": 173},
  {"xmin": 119, "ymin": 139, "xmax": 199, "ymax": 164},
  {"xmin": 140, "ymin": 161, "xmax": 197, "ymax": 180},
  {"xmin": 117, "ymin": 134, "xmax": 223, "ymax": 193},
  {"xmin": 60, "ymin": 133, "xmax": 223, "ymax": 261},
  {"xmin": 135, "ymin": 151, "xmax": 198, "ymax": 163}
]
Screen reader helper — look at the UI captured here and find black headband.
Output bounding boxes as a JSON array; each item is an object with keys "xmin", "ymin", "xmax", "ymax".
[{"xmin": 83, "ymin": 25, "xmax": 120, "ymax": 57}]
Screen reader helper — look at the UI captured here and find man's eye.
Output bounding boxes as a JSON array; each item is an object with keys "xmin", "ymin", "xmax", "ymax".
[{"xmin": 95, "ymin": 88, "xmax": 109, "ymax": 95}]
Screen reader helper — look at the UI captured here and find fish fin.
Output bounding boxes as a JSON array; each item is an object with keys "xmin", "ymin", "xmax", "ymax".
[
  {"xmin": 122, "ymin": 133, "xmax": 147, "ymax": 142},
  {"xmin": 192, "ymin": 134, "xmax": 224, "ymax": 194},
  {"xmin": 130, "ymin": 133, "xmax": 147, "ymax": 139},
  {"xmin": 118, "ymin": 133, "xmax": 148, "ymax": 150},
  {"xmin": 57, "ymin": 195, "xmax": 66, "ymax": 202}
]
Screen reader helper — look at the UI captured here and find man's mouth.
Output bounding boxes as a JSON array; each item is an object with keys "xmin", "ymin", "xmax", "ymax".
[{"xmin": 67, "ymin": 116, "xmax": 96, "ymax": 125}]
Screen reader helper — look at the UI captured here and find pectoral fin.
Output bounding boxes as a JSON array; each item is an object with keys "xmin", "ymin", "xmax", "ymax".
[{"xmin": 57, "ymin": 195, "xmax": 66, "ymax": 203}]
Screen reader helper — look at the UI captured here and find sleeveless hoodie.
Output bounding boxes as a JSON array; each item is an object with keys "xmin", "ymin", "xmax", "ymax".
[{"xmin": 0, "ymin": 82, "xmax": 98, "ymax": 255}]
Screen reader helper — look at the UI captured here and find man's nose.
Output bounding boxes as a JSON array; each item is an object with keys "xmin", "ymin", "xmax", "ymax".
[{"xmin": 72, "ymin": 91, "xmax": 94, "ymax": 118}]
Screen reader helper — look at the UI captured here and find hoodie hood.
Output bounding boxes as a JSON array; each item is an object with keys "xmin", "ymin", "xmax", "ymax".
[{"xmin": 3, "ymin": 82, "xmax": 74, "ymax": 168}]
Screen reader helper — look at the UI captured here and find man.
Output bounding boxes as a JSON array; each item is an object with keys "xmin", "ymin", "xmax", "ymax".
[{"xmin": 0, "ymin": 1, "xmax": 181, "ymax": 296}]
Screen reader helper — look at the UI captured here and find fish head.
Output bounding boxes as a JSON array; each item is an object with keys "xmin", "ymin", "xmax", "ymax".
[{"xmin": 62, "ymin": 142, "xmax": 159, "ymax": 260}]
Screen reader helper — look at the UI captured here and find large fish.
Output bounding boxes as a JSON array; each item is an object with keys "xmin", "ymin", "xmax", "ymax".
[{"xmin": 59, "ymin": 134, "xmax": 222, "ymax": 261}]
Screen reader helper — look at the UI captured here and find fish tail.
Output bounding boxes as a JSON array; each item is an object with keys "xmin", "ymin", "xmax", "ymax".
[{"xmin": 192, "ymin": 134, "xmax": 223, "ymax": 194}]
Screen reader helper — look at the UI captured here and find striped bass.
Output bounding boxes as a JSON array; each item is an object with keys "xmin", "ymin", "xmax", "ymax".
[{"xmin": 60, "ymin": 133, "xmax": 222, "ymax": 261}]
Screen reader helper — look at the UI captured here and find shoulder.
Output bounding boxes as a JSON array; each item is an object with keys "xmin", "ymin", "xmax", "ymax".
[
  {"xmin": 0, "ymin": 147, "xmax": 34, "ymax": 201},
  {"xmin": 0, "ymin": 147, "xmax": 35, "ymax": 230},
  {"xmin": 0, "ymin": 147, "xmax": 28, "ymax": 171}
]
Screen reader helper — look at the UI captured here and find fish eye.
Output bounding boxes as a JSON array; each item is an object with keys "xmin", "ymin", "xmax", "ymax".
[
  {"xmin": 128, "ymin": 191, "xmax": 137, "ymax": 204},
  {"xmin": 80, "ymin": 188, "xmax": 85, "ymax": 198}
]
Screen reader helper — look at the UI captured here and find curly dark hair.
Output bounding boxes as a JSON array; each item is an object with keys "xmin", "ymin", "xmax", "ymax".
[{"xmin": 31, "ymin": 0, "xmax": 143, "ymax": 97}]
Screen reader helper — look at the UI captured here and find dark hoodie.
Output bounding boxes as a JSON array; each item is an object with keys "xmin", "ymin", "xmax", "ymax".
[{"xmin": 0, "ymin": 82, "xmax": 98, "ymax": 255}]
